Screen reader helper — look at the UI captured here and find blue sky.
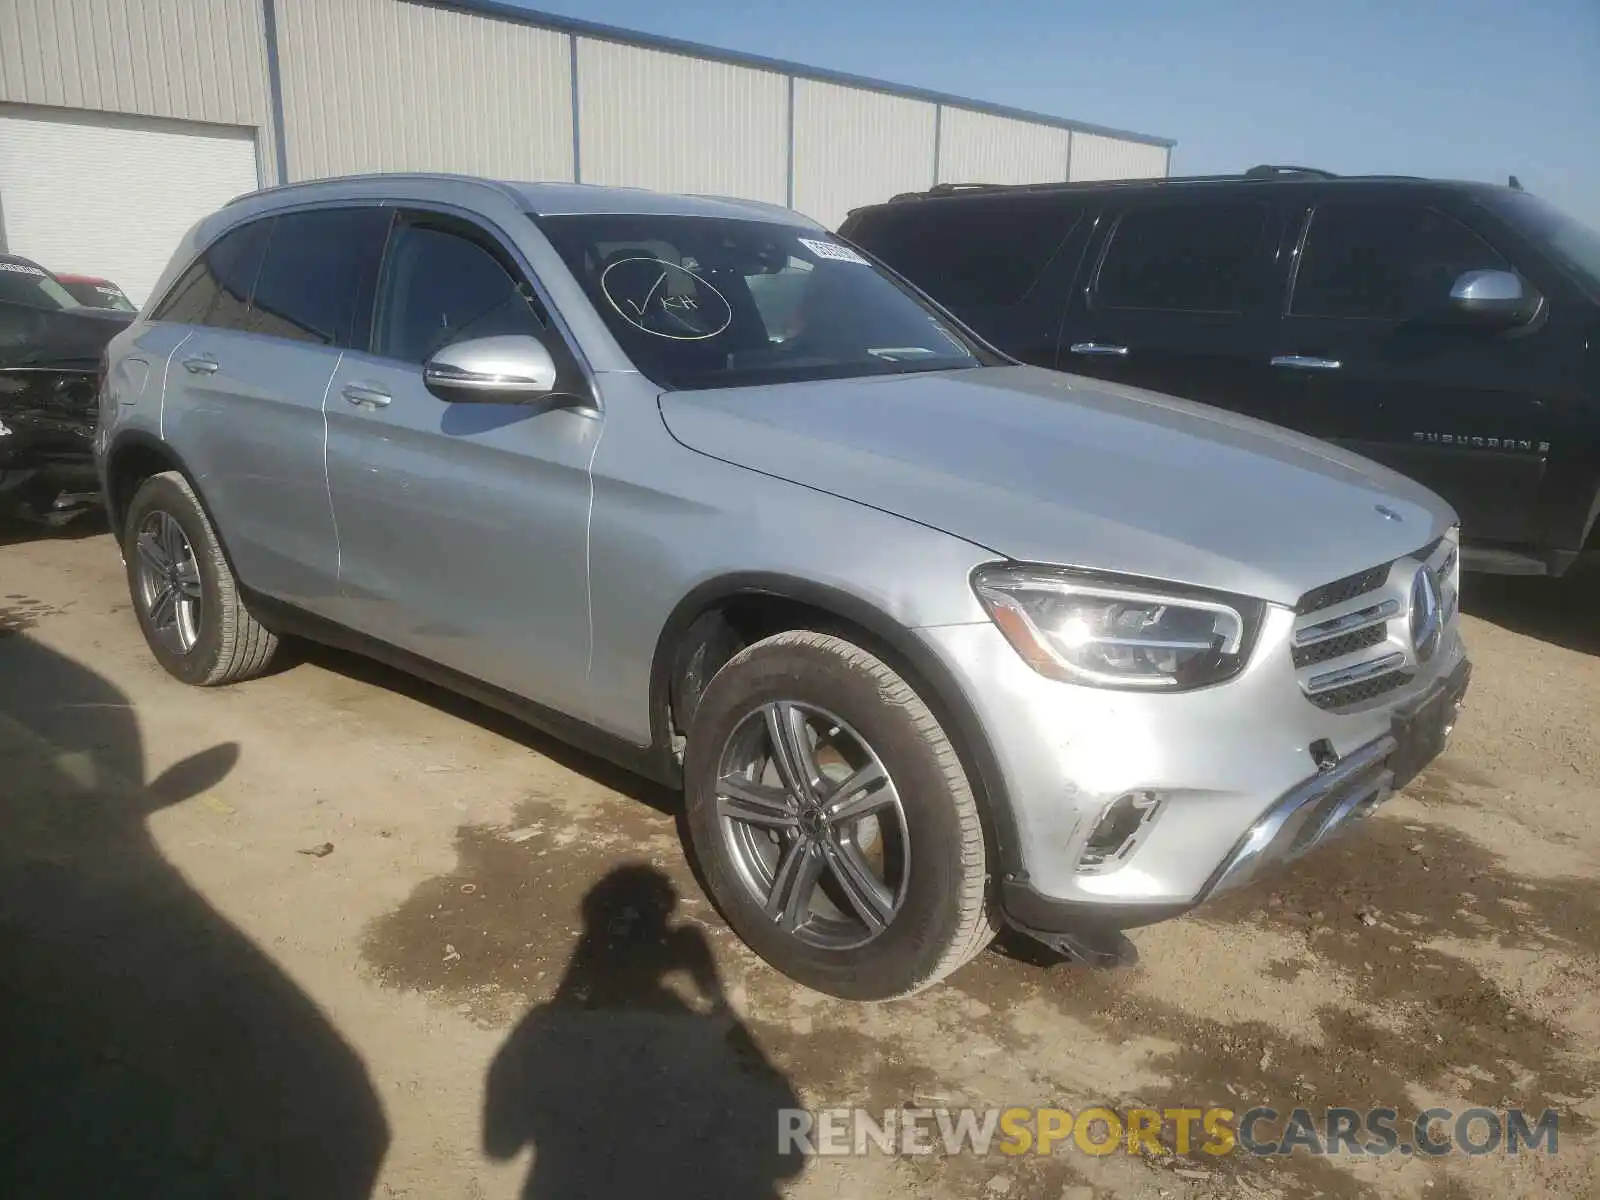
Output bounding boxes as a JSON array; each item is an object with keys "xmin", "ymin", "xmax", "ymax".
[{"xmin": 512, "ymin": 0, "xmax": 1600, "ymax": 228}]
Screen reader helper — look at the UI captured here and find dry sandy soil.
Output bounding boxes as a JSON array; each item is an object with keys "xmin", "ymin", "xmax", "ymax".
[{"xmin": 1, "ymin": 519, "xmax": 1596, "ymax": 1199}]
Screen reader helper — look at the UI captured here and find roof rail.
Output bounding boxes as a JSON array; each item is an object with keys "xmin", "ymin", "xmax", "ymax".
[{"xmin": 1243, "ymin": 164, "xmax": 1337, "ymax": 180}]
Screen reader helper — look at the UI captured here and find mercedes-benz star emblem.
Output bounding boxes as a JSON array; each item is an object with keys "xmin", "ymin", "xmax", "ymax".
[{"xmin": 1409, "ymin": 565, "xmax": 1443, "ymax": 663}]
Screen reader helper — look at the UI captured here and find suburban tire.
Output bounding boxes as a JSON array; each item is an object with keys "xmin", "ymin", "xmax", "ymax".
[
  {"xmin": 684, "ymin": 630, "xmax": 996, "ymax": 1000},
  {"xmin": 122, "ymin": 471, "xmax": 279, "ymax": 686}
]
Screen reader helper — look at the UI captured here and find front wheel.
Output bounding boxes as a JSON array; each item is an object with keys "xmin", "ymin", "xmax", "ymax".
[{"xmin": 684, "ymin": 631, "xmax": 995, "ymax": 1000}]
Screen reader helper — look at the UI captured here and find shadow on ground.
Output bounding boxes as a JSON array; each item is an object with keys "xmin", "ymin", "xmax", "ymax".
[
  {"xmin": 0, "ymin": 632, "xmax": 388, "ymax": 1197},
  {"xmin": 1463, "ymin": 569, "xmax": 1600, "ymax": 657},
  {"xmin": 477, "ymin": 864, "xmax": 805, "ymax": 1198}
]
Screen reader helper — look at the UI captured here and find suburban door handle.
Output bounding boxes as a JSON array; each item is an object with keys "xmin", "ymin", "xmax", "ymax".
[
  {"xmin": 1270, "ymin": 355, "xmax": 1342, "ymax": 371},
  {"xmin": 181, "ymin": 355, "xmax": 219, "ymax": 375},
  {"xmin": 341, "ymin": 384, "xmax": 392, "ymax": 408},
  {"xmin": 1068, "ymin": 342, "xmax": 1129, "ymax": 357}
]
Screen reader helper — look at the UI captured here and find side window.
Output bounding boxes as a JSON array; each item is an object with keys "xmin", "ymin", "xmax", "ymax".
[
  {"xmin": 1290, "ymin": 203, "xmax": 1511, "ymax": 321},
  {"xmin": 855, "ymin": 199, "xmax": 1084, "ymax": 309},
  {"xmin": 373, "ymin": 217, "xmax": 545, "ymax": 365},
  {"xmin": 205, "ymin": 219, "xmax": 272, "ymax": 330},
  {"xmin": 248, "ymin": 207, "xmax": 392, "ymax": 348},
  {"xmin": 150, "ymin": 220, "xmax": 271, "ymax": 327},
  {"xmin": 1095, "ymin": 202, "xmax": 1269, "ymax": 313}
]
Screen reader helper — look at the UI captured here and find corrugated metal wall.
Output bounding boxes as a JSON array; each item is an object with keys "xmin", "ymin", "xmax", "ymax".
[
  {"xmin": 792, "ymin": 80, "xmax": 937, "ymax": 230},
  {"xmin": 576, "ymin": 39, "xmax": 787, "ymax": 203},
  {"xmin": 938, "ymin": 106, "xmax": 1070, "ymax": 186},
  {"xmin": 0, "ymin": 0, "xmax": 278, "ymax": 182},
  {"xmin": 1069, "ymin": 132, "xmax": 1168, "ymax": 182},
  {"xmin": 274, "ymin": 0, "xmax": 572, "ymax": 183}
]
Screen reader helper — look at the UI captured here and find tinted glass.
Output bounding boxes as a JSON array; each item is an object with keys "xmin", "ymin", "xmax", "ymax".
[
  {"xmin": 207, "ymin": 219, "xmax": 272, "ymax": 330},
  {"xmin": 249, "ymin": 207, "xmax": 391, "ymax": 347},
  {"xmin": 537, "ymin": 214, "xmax": 993, "ymax": 390},
  {"xmin": 1476, "ymin": 190, "xmax": 1600, "ymax": 298},
  {"xmin": 151, "ymin": 219, "xmax": 272, "ymax": 328},
  {"xmin": 851, "ymin": 198, "xmax": 1085, "ymax": 308},
  {"xmin": 1292, "ymin": 203, "xmax": 1511, "ymax": 320},
  {"xmin": 0, "ymin": 258, "xmax": 79, "ymax": 310},
  {"xmin": 151, "ymin": 257, "xmax": 220, "ymax": 324},
  {"xmin": 1096, "ymin": 202, "xmax": 1268, "ymax": 313},
  {"xmin": 374, "ymin": 220, "xmax": 544, "ymax": 364}
]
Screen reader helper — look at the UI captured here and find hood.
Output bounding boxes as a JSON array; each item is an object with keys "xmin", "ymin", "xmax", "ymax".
[
  {"xmin": 657, "ymin": 366, "xmax": 1455, "ymax": 606},
  {"xmin": 0, "ymin": 299, "xmax": 133, "ymax": 370}
]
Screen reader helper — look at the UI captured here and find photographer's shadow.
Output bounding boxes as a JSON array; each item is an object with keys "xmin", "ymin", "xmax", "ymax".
[
  {"xmin": 484, "ymin": 865, "xmax": 805, "ymax": 1199},
  {"xmin": 0, "ymin": 633, "xmax": 387, "ymax": 1198}
]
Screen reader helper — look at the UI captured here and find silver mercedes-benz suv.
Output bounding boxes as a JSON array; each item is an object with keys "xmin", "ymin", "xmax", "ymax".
[{"xmin": 97, "ymin": 174, "xmax": 1470, "ymax": 999}]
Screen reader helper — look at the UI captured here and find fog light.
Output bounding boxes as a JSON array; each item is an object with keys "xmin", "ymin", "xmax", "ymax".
[{"xmin": 1077, "ymin": 791, "xmax": 1162, "ymax": 873}]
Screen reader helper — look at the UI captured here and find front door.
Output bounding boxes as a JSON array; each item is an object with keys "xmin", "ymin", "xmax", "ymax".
[
  {"xmin": 323, "ymin": 210, "xmax": 598, "ymax": 715},
  {"xmin": 1058, "ymin": 197, "xmax": 1281, "ymax": 415},
  {"xmin": 1266, "ymin": 200, "xmax": 1561, "ymax": 547}
]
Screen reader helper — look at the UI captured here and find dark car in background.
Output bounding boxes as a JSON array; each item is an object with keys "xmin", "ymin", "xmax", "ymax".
[
  {"xmin": 1, "ymin": 253, "xmax": 132, "ymax": 523},
  {"xmin": 56, "ymin": 273, "xmax": 138, "ymax": 312},
  {"xmin": 842, "ymin": 167, "xmax": 1600, "ymax": 578}
]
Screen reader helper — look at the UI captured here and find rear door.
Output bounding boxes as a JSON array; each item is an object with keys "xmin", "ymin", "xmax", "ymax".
[
  {"xmin": 1060, "ymin": 196, "xmax": 1281, "ymax": 411},
  {"xmin": 1266, "ymin": 199, "xmax": 1562, "ymax": 546},
  {"xmin": 844, "ymin": 194, "xmax": 1092, "ymax": 367},
  {"xmin": 323, "ymin": 208, "xmax": 598, "ymax": 713},
  {"xmin": 158, "ymin": 206, "xmax": 391, "ymax": 611}
]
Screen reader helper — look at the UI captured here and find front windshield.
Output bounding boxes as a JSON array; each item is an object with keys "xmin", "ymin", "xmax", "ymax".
[
  {"xmin": 535, "ymin": 214, "xmax": 993, "ymax": 389},
  {"xmin": 0, "ymin": 258, "xmax": 80, "ymax": 311},
  {"xmin": 1481, "ymin": 191, "xmax": 1600, "ymax": 299}
]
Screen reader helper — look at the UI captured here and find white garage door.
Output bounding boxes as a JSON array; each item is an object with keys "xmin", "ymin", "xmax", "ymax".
[{"xmin": 0, "ymin": 105, "xmax": 260, "ymax": 307}]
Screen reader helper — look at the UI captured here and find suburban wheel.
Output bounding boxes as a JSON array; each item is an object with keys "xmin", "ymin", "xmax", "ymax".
[
  {"xmin": 684, "ymin": 630, "xmax": 995, "ymax": 1000},
  {"xmin": 122, "ymin": 471, "xmax": 280, "ymax": 686}
]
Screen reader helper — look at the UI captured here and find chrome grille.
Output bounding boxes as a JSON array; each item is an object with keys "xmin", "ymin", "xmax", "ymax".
[{"xmin": 1291, "ymin": 535, "xmax": 1459, "ymax": 711}]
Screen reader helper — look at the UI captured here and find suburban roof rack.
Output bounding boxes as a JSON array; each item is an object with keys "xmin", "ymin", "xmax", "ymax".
[{"xmin": 1242, "ymin": 164, "xmax": 1338, "ymax": 179}]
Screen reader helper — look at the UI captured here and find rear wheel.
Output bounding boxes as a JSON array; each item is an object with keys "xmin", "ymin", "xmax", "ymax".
[
  {"xmin": 684, "ymin": 630, "xmax": 995, "ymax": 999},
  {"xmin": 123, "ymin": 471, "xmax": 279, "ymax": 686}
]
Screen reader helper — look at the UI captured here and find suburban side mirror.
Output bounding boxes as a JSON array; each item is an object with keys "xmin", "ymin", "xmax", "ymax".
[
  {"xmin": 423, "ymin": 335, "xmax": 561, "ymax": 405},
  {"xmin": 1447, "ymin": 269, "xmax": 1540, "ymax": 327}
]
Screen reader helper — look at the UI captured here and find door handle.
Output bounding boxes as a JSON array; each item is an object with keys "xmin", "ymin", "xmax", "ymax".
[
  {"xmin": 1270, "ymin": 355, "xmax": 1342, "ymax": 371},
  {"xmin": 341, "ymin": 384, "xmax": 392, "ymax": 408},
  {"xmin": 181, "ymin": 355, "xmax": 219, "ymax": 375},
  {"xmin": 1068, "ymin": 342, "xmax": 1129, "ymax": 357}
]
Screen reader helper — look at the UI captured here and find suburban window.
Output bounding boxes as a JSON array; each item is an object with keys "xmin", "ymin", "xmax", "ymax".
[
  {"xmin": 852, "ymin": 199, "xmax": 1085, "ymax": 309},
  {"xmin": 1291, "ymin": 203, "xmax": 1512, "ymax": 321},
  {"xmin": 536, "ymin": 213, "xmax": 995, "ymax": 391},
  {"xmin": 247, "ymin": 207, "xmax": 391, "ymax": 348},
  {"xmin": 1095, "ymin": 202, "xmax": 1269, "ymax": 313},
  {"xmin": 373, "ymin": 218, "xmax": 545, "ymax": 365}
]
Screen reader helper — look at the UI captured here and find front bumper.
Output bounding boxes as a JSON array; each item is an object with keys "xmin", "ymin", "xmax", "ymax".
[{"xmin": 917, "ymin": 605, "xmax": 1470, "ymax": 933}]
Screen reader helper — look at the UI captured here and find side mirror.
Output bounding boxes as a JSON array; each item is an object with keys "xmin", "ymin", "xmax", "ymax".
[
  {"xmin": 423, "ymin": 335, "xmax": 561, "ymax": 405},
  {"xmin": 1448, "ymin": 269, "xmax": 1539, "ymax": 326}
]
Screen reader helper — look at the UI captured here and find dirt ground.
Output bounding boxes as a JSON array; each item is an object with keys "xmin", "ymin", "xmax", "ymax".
[{"xmin": 1, "ymin": 518, "xmax": 1596, "ymax": 1199}]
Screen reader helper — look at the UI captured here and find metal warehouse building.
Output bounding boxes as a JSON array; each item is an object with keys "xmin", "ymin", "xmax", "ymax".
[{"xmin": 0, "ymin": 0, "xmax": 1172, "ymax": 304}]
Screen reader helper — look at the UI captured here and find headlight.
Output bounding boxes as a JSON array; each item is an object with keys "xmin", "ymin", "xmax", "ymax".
[{"xmin": 971, "ymin": 565, "xmax": 1264, "ymax": 690}]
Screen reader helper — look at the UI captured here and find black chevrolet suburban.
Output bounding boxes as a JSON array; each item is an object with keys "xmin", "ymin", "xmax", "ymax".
[{"xmin": 842, "ymin": 167, "xmax": 1600, "ymax": 576}]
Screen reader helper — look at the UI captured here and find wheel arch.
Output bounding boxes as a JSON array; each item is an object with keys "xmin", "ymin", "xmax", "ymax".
[{"xmin": 649, "ymin": 572, "xmax": 1026, "ymax": 883}]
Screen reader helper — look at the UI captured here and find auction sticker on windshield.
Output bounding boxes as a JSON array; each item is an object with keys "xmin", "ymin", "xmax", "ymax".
[{"xmin": 798, "ymin": 238, "xmax": 871, "ymax": 266}]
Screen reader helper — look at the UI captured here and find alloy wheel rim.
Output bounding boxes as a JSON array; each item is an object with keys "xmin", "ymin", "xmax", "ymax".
[
  {"xmin": 134, "ymin": 510, "xmax": 203, "ymax": 655},
  {"xmin": 715, "ymin": 700, "xmax": 910, "ymax": 950}
]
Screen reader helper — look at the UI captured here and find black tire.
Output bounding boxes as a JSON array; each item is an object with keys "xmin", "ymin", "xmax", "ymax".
[
  {"xmin": 122, "ymin": 471, "xmax": 279, "ymax": 686},
  {"xmin": 684, "ymin": 630, "xmax": 996, "ymax": 1000}
]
